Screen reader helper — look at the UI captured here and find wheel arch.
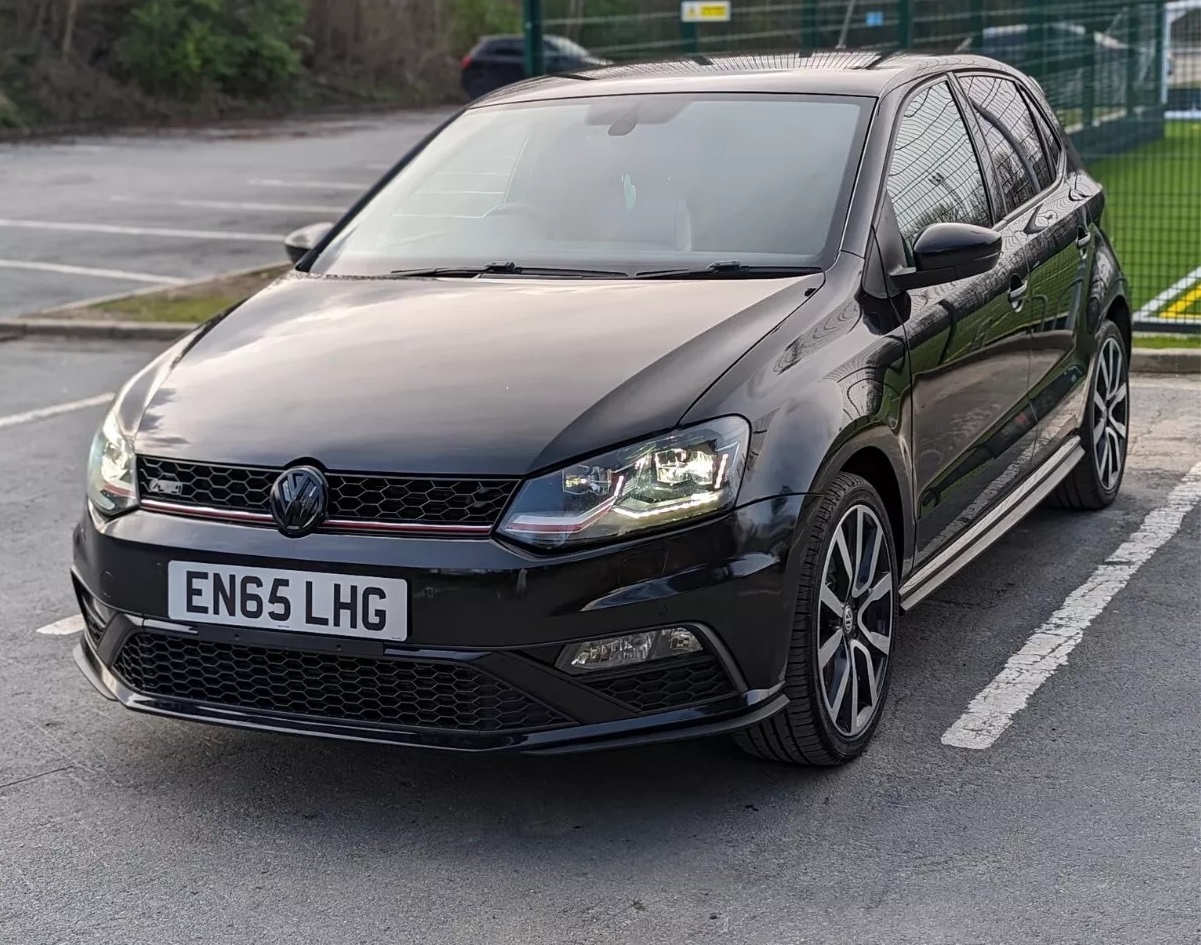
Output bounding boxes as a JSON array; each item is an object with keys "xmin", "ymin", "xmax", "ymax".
[
  {"xmin": 840, "ymin": 446, "xmax": 906, "ymax": 570},
  {"xmin": 1106, "ymin": 294, "xmax": 1132, "ymax": 356},
  {"xmin": 806, "ymin": 426, "xmax": 915, "ymax": 576}
]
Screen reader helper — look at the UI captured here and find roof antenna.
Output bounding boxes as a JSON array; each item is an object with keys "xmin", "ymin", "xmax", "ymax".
[{"xmin": 836, "ymin": 0, "xmax": 858, "ymax": 49}]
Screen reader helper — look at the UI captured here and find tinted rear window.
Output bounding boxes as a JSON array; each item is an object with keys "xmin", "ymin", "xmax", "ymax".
[{"xmin": 482, "ymin": 39, "xmax": 523, "ymax": 56}]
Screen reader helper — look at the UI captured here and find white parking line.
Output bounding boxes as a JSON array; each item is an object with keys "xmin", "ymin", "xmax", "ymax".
[
  {"xmin": 0, "ymin": 219, "xmax": 280, "ymax": 242},
  {"xmin": 942, "ymin": 461, "xmax": 1201, "ymax": 750},
  {"xmin": 35, "ymin": 615, "xmax": 84, "ymax": 636},
  {"xmin": 109, "ymin": 196, "xmax": 345, "ymax": 215},
  {"xmin": 1134, "ymin": 265, "xmax": 1201, "ymax": 320},
  {"xmin": 249, "ymin": 178, "xmax": 368, "ymax": 193},
  {"xmin": 0, "ymin": 259, "xmax": 185, "ymax": 285},
  {"xmin": 0, "ymin": 393, "xmax": 112, "ymax": 431}
]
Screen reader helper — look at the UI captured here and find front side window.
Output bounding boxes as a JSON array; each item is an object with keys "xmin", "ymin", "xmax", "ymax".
[
  {"xmin": 310, "ymin": 93, "xmax": 873, "ymax": 277},
  {"xmin": 1025, "ymin": 91, "xmax": 1063, "ymax": 175},
  {"xmin": 961, "ymin": 75, "xmax": 1053, "ymax": 213},
  {"xmin": 886, "ymin": 81, "xmax": 990, "ymax": 252}
]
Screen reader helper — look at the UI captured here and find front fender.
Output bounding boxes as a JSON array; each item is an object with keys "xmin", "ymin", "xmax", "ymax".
[{"xmin": 690, "ymin": 257, "xmax": 916, "ymax": 573}]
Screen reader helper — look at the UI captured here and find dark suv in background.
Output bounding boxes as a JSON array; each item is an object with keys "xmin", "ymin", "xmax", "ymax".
[{"xmin": 460, "ymin": 34, "xmax": 609, "ymax": 99}]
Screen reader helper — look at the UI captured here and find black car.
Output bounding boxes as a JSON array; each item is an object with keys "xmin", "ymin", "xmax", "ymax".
[
  {"xmin": 75, "ymin": 52, "xmax": 1130, "ymax": 765},
  {"xmin": 460, "ymin": 34, "xmax": 609, "ymax": 99}
]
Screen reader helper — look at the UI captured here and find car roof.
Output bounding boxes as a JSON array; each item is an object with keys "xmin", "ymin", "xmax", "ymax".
[
  {"xmin": 477, "ymin": 33, "xmax": 572, "ymax": 45},
  {"xmin": 472, "ymin": 50, "xmax": 1029, "ymax": 105}
]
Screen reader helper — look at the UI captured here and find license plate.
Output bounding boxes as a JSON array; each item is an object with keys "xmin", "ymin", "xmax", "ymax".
[{"xmin": 167, "ymin": 561, "xmax": 408, "ymax": 641}]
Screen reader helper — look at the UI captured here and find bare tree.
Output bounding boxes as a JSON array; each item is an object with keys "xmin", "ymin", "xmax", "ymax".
[
  {"xmin": 61, "ymin": 0, "xmax": 80, "ymax": 56},
  {"xmin": 566, "ymin": 0, "xmax": 585, "ymax": 41}
]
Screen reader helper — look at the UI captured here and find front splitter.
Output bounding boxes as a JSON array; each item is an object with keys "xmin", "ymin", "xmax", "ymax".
[{"xmin": 73, "ymin": 639, "xmax": 787, "ymax": 755}]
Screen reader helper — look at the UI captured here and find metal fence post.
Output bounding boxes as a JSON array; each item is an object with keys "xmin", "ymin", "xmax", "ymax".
[
  {"xmin": 1028, "ymin": 0, "xmax": 1047, "ymax": 77},
  {"xmin": 682, "ymin": 19, "xmax": 700, "ymax": 54},
  {"xmin": 1082, "ymin": 12, "xmax": 1097, "ymax": 131},
  {"xmin": 897, "ymin": 0, "xmax": 913, "ymax": 48},
  {"xmin": 523, "ymin": 0, "xmax": 545, "ymax": 78},
  {"xmin": 1126, "ymin": 3, "xmax": 1140, "ymax": 116},
  {"xmin": 803, "ymin": 0, "xmax": 820, "ymax": 49},
  {"xmin": 1154, "ymin": 0, "xmax": 1168, "ymax": 108},
  {"xmin": 969, "ymin": 0, "xmax": 985, "ymax": 53}
]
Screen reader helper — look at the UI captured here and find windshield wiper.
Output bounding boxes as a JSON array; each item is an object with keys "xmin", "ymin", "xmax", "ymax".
[
  {"xmin": 635, "ymin": 261, "xmax": 822, "ymax": 279},
  {"xmin": 390, "ymin": 262, "xmax": 519, "ymax": 278},
  {"xmin": 390, "ymin": 262, "xmax": 628, "ymax": 279}
]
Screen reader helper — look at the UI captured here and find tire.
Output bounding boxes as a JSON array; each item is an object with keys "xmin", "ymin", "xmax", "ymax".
[
  {"xmin": 1048, "ymin": 320, "xmax": 1129, "ymax": 511},
  {"xmin": 734, "ymin": 473, "xmax": 898, "ymax": 765}
]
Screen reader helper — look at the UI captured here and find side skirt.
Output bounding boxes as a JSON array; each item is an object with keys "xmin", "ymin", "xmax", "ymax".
[{"xmin": 899, "ymin": 437, "xmax": 1084, "ymax": 611}]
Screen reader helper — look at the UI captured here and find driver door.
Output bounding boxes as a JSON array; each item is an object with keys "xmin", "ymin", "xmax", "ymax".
[{"xmin": 886, "ymin": 79, "xmax": 1038, "ymax": 566}]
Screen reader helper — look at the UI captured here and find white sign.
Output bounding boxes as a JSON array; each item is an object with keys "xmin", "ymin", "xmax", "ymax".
[{"xmin": 681, "ymin": 2, "xmax": 732, "ymax": 23}]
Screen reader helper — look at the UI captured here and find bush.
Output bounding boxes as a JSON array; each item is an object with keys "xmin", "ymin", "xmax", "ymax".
[
  {"xmin": 118, "ymin": 0, "xmax": 306, "ymax": 100},
  {"xmin": 0, "ymin": 87, "xmax": 21, "ymax": 128},
  {"xmin": 448, "ymin": 0, "xmax": 521, "ymax": 55}
]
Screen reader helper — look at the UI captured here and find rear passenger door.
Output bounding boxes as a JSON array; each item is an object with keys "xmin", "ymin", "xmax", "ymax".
[
  {"xmin": 958, "ymin": 74, "xmax": 1093, "ymax": 472},
  {"xmin": 887, "ymin": 80, "xmax": 1037, "ymax": 565}
]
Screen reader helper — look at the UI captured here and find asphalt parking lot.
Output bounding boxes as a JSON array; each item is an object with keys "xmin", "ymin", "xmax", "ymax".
[
  {"xmin": 0, "ymin": 111, "xmax": 451, "ymax": 320},
  {"xmin": 0, "ymin": 333, "xmax": 1197, "ymax": 945}
]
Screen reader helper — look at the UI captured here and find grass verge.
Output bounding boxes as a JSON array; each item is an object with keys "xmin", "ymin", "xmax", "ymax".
[
  {"xmin": 1091, "ymin": 121, "xmax": 1201, "ymax": 315},
  {"xmin": 43, "ymin": 266, "xmax": 289, "ymax": 323},
  {"xmin": 1132, "ymin": 333, "xmax": 1201, "ymax": 349}
]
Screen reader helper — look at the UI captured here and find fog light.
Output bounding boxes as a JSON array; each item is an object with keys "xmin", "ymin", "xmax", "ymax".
[{"xmin": 556, "ymin": 627, "xmax": 703, "ymax": 675}]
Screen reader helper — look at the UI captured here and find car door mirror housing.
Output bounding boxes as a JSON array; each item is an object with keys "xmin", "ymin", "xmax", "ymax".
[
  {"xmin": 890, "ymin": 222, "xmax": 1003, "ymax": 291},
  {"xmin": 284, "ymin": 222, "xmax": 334, "ymax": 265}
]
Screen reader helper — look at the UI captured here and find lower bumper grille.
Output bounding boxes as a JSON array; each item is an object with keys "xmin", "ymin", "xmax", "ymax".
[
  {"xmin": 73, "ymin": 578, "xmax": 109, "ymax": 648},
  {"xmin": 586, "ymin": 656, "xmax": 734, "ymax": 713},
  {"xmin": 113, "ymin": 633, "xmax": 569, "ymax": 733}
]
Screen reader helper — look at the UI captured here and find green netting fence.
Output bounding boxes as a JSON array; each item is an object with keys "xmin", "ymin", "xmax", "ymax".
[{"xmin": 521, "ymin": 0, "xmax": 1201, "ymax": 331}]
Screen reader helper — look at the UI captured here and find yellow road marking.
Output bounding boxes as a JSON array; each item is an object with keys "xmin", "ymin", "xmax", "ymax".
[{"xmin": 1164, "ymin": 283, "xmax": 1201, "ymax": 319}]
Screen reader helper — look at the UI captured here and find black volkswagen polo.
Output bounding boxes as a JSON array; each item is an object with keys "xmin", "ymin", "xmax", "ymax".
[{"xmin": 74, "ymin": 52, "xmax": 1131, "ymax": 764}]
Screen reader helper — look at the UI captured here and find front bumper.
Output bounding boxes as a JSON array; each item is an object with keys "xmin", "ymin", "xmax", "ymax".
[{"xmin": 72, "ymin": 495, "xmax": 807, "ymax": 753}]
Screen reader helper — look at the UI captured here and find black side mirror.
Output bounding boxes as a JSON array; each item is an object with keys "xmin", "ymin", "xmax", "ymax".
[
  {"xmin": 284, "ymin": 222, "xmax": 334, "ymax": 265},
  {"xmin": 890, "ymin": 222, "xmax": 1002, "ymax": 291}
]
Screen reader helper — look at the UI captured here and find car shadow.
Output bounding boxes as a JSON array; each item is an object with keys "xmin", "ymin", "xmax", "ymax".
[
  {"xmin": 111, "ymin": 496, "xmax": 1140, "ymax": 865},
  {"xmin": 114, "ymin": 717, "xmax": 883, "ymax": 875}
]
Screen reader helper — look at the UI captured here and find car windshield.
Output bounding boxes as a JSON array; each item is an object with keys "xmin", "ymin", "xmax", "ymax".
[{"xmin": 310, "ymin": 93, "xmax": 873, "ymax": 278}]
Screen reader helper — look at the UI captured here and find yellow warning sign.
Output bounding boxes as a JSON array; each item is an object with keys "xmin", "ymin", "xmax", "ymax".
[{"xmin": 681, "ymin": 2, "xmax": 732, "ymax": 23}]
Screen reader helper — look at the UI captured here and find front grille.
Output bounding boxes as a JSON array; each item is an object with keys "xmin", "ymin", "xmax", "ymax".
[
  {"xmin": 585, "ymin": 656, "xmax": 734, "ymax": 713},
  {"xmin": 137, "ymin": 457, "xmax": 518, "ymax": 528},
  {"xmin": 113, "ymin": 633, "xmax": 569, "ymax": 732}
]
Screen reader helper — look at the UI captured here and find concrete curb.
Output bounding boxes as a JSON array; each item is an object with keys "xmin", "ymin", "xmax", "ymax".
[
  {"xmin": 5, "ymin": 317, "xmax": 1199, "ymax": 374},
  {"xmin": 1130, "ymin": 348, "xmax": 1201, "ymax": 374},
  {"xmin": 0, "ymin": 262, "xmax": 290, "ymax": 342},
  {"xmin": 9, "ymin": 262, "xmax": 289, "ymax": 321},
  {"xmin": 6, "ymin": 318, "xmax": 192, "ymax": 341}
]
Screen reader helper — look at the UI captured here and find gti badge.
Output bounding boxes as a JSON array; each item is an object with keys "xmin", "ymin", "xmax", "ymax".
[
  {"xmin": 148, "ymin": 476, "xmax": 183, "ymax": 496},
  {"xmin": 269, "ymin": 465, "xmax": 329, "ymax": 538}
]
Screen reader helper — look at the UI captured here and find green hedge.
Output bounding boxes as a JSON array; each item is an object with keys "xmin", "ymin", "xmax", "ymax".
[{"xmin": 118, "ymin": 0, "xmax": 306, "ymax": 99}]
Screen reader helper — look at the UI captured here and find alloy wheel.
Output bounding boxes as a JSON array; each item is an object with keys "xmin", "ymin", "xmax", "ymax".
[
  {"xmin": 817, "ymin": 504, "xmax": 894, "ymax": 738},
  {"xmin": 1093, "ymin": 336, "xmax": 1128, "ymax": 493}
]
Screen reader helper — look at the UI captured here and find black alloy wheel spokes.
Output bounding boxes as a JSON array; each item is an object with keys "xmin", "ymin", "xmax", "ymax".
[{"xmin": 817, "ymin": 504, "xmax": 894, "ymax": 738}]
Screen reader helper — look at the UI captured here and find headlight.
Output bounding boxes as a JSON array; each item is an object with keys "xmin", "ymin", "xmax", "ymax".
[
  {"xmin": 87, "ymin": 406, "xmax": 138, "ymax": 516},
  {"xmin": 498, "ymin": 417, "xmax": 749, "ymax": 549}
]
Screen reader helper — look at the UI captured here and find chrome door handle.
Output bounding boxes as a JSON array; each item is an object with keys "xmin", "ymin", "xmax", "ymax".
[{"xmin": 1008, "ymin": 279, "xmax": 1029, "ymax": 312}]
